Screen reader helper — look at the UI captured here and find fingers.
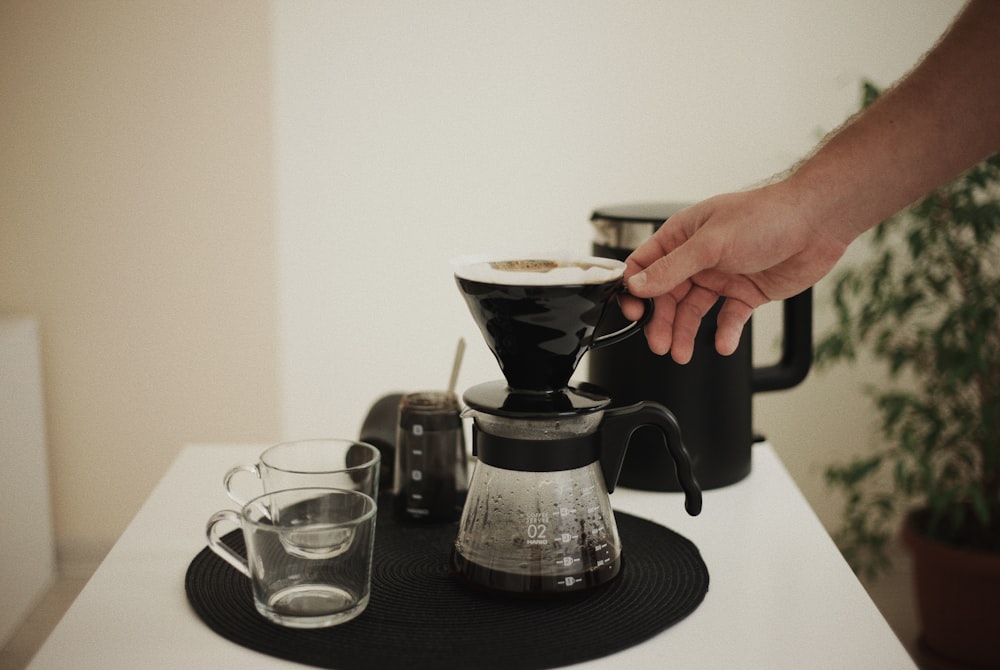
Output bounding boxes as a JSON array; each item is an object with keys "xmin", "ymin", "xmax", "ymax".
[
  {"xmin": 626, "ymin": 236, "xmax": 718, "ymax": 301},
  {"xmin": 627, "ymin": 283, "xmax": 721, "ymax": 363},
  {"xmin": 620, "ymin": 291, "xmax": 676, "ymax": 356},
  {"xmin": 715, "ymin": 297, "xmax": 754, "ymax": 356},
  {"xmin": 620, "ymin": 196, "xmax": 761, "ymax": 362},
  {"xmin": 644, "ymin": 294, "xmax": 678, "ymax": 357},
  {"xmin": 628, "ymin": 286, "xmax": 753, "ymax": 363},
  {"xmin": 618, "ymin": 292, "xmax": 647, "ymax": 322},
  {"xmin": 669, "ymin": 284, "xmax": 720, "ymax": 364}
]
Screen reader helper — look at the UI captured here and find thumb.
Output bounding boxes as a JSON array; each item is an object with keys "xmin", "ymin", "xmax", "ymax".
[{"xmin": 626, "ymin": 237, "xmax": 714, "ymax": 298}]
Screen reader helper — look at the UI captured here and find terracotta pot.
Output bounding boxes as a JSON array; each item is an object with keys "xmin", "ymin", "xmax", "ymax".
[{"xmin": 903, "ymin": 510, "xmax": 1000, "ymax": 669}]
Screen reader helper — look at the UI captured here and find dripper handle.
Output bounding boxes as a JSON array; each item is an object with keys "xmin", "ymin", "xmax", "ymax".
[
  {"xmin": 589, "ymin": 295, "xmax": 654, "ymax": 351},
  {"xmin": 600, "ymin": 401, "xmax": 702, "ymax": 516}
]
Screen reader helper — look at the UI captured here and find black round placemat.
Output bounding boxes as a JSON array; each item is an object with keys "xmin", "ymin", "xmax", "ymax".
[{"xmin": 186, "ymin": 501, "xmax": 708, "ymax": 670}]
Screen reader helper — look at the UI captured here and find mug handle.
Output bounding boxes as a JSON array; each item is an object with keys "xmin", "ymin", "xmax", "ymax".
[
  {"xmin": 590, "ymin": 294, "xmax": 654, "ymax": 351},
  {"xmin": 205, "ymin": 510, "xmax": 250, "ymax": 577},
  {"xmin": 223, "ymin": 463, "xmax": 261, "ymax": 507}
]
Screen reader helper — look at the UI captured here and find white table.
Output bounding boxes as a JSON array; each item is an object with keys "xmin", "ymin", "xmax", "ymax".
[{"xmin": 30, "ymin": 443, "xmax": 916, "ymax": 669}]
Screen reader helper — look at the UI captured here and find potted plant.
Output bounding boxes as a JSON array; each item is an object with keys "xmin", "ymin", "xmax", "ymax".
[{"xmin": 815, "ymin": 81, "xmax": 1000, "ymax": 668}]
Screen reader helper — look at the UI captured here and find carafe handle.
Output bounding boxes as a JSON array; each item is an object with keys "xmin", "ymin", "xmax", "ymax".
[{"xmin": 600, "ymin": 401, "xmax": 702, "ymax": 515}]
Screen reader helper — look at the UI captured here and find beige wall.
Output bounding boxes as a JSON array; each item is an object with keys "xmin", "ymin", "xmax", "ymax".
[{"xmin": 0, "ymin": 1, "xmax": 280, "ymax": 567}]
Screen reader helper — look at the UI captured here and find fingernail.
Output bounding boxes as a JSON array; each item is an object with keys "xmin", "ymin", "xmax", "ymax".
[{"xmin": 629, "ymin": 272, "xmax": 647, "ymax": 289}]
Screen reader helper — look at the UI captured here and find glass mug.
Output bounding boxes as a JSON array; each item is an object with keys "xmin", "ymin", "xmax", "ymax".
[
  {"xmin": 224, "ymin": 438, "xmax": 380, "ymax": 506},
  {"xmin": 206, "ymin": 487, "xmax": 378, "ymax": 628}
]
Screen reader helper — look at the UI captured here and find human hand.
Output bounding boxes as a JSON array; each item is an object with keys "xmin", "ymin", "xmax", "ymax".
[{"xmin": 621, "ymin": 184, "xmax": 850, "ymax": 363}]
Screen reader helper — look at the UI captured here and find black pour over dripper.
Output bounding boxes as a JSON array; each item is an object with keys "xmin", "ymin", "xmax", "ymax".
[{"xmin": 453, "ymin": 256, "xmax": 651, "ymax": 392}]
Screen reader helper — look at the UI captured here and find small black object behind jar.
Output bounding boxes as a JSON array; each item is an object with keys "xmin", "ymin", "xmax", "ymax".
[
  {"xmin": 393, "ymin": 391, "xmax": 468, "ymax": 523},
  {"xmin": 359, "ymin": 392, "xmax": 405, "ymax": 492}
]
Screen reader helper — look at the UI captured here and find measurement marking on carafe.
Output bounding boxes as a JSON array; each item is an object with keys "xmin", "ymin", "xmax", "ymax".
[
  {"xmin": 556, "ymin": 556, "xmax": 581, "ymax": 567},
  {"xmin": 526, "ymin": 522, "xmax": 548, "ymax": 545}
]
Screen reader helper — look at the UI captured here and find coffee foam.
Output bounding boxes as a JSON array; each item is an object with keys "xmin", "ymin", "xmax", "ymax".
[{"xmin": 453, "ymin": 253, "xmax": 624, "ymax": 286}]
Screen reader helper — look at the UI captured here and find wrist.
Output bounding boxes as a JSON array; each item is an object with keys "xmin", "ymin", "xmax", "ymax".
[{"xmin": 781, "ymin": 149, "xmax": 879, "ymax": 247}]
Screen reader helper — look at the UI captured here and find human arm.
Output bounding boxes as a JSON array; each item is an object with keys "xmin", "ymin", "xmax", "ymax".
[{"xmin": 623, "ymin": 0, "xmax": 1000, "ymax": 363}]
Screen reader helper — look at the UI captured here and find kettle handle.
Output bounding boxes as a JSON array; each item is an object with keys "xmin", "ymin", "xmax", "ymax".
[
  {"xmin": 600, "ymin": 402, "xmax": 702, "ymax": 516},
  {"xmin": 752, "ymin": 289, "xmax": 813, "ymax": 392}
]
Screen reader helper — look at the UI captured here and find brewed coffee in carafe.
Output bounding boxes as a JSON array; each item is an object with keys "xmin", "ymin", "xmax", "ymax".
[{"xmin": 451, "ymin": 254, "xmax": 701, "ymax": 597}]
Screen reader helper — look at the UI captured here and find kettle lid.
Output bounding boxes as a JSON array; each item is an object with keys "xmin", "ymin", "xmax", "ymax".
[
  {"xmin": 590, "ymin": 201, "xmax": 690, "ymax": 224},
  {"xmin": 591, "ymin": 202, "xmax": 692, "ymax": 251}
]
